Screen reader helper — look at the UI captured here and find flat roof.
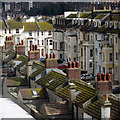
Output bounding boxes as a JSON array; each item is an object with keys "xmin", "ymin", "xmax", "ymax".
[{"xmin": 0, "ymin": 98, "xmax": 35, "ymax": 119}]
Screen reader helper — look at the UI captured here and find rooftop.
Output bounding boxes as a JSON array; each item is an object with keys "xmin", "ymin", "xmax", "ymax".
[
  {"xmin": 20, "ymin": 88, "xmax": 48, "ymax": 100},
  {"xmin": 23, "ymin": 22, "xmax": 39, "ymax": 31},
  {"xmin": 37, "ymin": 22, "xmax": 55, "ymax": 31},
  {"xmin": 6, "ymin": 77, "xmax": 27, "ymax": 87},
  {"xmin": 36, "ymin": 70, "xmax": 66, "ymax": 91}
]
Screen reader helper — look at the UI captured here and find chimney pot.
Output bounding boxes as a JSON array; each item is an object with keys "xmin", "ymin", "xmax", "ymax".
[
  {"xmin": 50, "ymin": 53, "xmax": 53, "ymax": 59},
  {"xmin": 101, "ymin": 73, "xmax": 106, "ymax": 81},
  {"xmin": 72, "ymin": 62, "xmax": 75, "ymax": 68},
  {"xmin": 97, "ymin": 73, "xmax": 101, "ymax": 81},
  {"xmin": 76, "ymin": 62, "xmax": 79, "ymax": 68},
  {"xmin": 68, "ymin": 62, "xmax": 72, "ymax": 68},
  {"xmin": 53, "ymin": 53, "xmax": 56, "ymax": 59},
  {"xmin": 106, "ymin": 73, "xmax": 111, "ymax": 81},
  {"xmin": 30, "ymin": 45, "xmax": 32, "ymax": 51},
  {"xmin": 21, "ymin": 40, "xmax": 24, "ymax": 45},
  {"xmin": 46, "ymin": 53, "xmax": 49, "ymax": 59}
]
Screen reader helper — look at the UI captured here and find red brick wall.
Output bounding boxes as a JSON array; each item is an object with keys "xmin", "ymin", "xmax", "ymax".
[
  {"xmin": 28, "ymin": 51, "xmax": 40, "ymax": 60},
  {"xmin": 67, "ymin": 68, "xmax": 81, "ymax": 82},
  {"xmin": 16, "ymin": 45, "xmax": 25, "ymax": 55},
  {"xmin": 45, "ymin": 59, "xmax": 57, "ymax": 68},
  {"xmin": 96, "ymin": 81, "xmax": 112, "ymax": 95},
  {"xmin": 5, "ymin": 41, "xmax": 14, "ymax": 50}
]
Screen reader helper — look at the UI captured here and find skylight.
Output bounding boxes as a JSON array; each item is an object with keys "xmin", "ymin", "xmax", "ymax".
[
  {"xmin": 32, "ymin": 68, "xmax": 37, "ymax": 73},
  {"xmin": 32, "ymin": 90, "xmax": 40, "ymax": 98},
  {"xmin": 75, "ymin": 91, "xmax": 81, "ymax": 96},
  {"xmin": 12, "ymin": 61, "xmax": 22, "ymax": 67},
  {"xmin": 47, "ymin": 78, "xmax": 55, "ymax": 85}
]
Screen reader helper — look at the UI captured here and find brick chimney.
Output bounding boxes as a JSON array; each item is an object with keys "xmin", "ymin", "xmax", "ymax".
[
  {"xmin": 5, "ymin": 36, "xmax": 14, "ymax": 50},
  {"xmin": 68, "ymin": 82, "xmax": 76, "ymax": 110},
  {"xmin": 67, "ymin": 62, "xmax": 81, "ymax": 82},
  {"xmin": 96, "ymin": 73, "xmax": 112, "ymax": 99},
  {"xmin": 101, "ymin": 95, "xmax": 111, "ymax": 119},
  {"xmin": 45, "ymin": 53, "xmax": 57, "ymax": 68},
  {"xmin": 15, "ymin": 40, "xmax": 25, "ymax": 56},
  {"xmin": 28, "ymin": 45, "xmax": 40, "ymax": 61}
]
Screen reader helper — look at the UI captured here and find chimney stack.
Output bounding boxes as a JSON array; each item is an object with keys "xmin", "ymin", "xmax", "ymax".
[
  {"xmin": 101, "ymin": 95, "xmax": 111, "ymax": 119},
  {"xmin": 5, "ymin": 36, "xmax": 14, "ymax": 50},
  {"xmin": 45, "ymin": 53, "xmax": 57, "ymax": 69},
  {"xmin": 68, "ymin": 83, "xmax": 76, "ymax": 110},
  {"xmin": 28, "ymin": 45, "xmax": 40, "ymax": 61},
  {"xmin": 67, "ymin": 62, "xmax": 81, "ymax": 82},
  {"xmin": 15, "ymin": 40, "xmax": 25, "ymax": 55},
  {"xmin": 96, "ymin": 73, "xmax": 112, "ymax": 99}
]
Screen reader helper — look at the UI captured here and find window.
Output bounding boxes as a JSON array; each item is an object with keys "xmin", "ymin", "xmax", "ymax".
[
  {"xmin": 109, "ymin": 68, "xmax": 112, "ymax": 74},
  {"xmin": 60, "ymin": 54, "xmax": 62, "ymax": 59},
  {"xmin": 74, "ymin": 45, "xmax": 77, "ymax": 52},
  {"xmin": 90, "ymin": 49, "xmax": 93, "ymax": 57},
  {"xmin": 103, "ymin": 67, "xmax": 105, "ymax": 74},
  {"xmin": 47, "ymin": 40, "xmax": 48, "ymax": 45},
  {"xmin": 49, "ymin": 40, "xmax": 52, "ymax": 45},
  {"xmin": 42, "ymin": 40, "xmax": 44, "ymax": 45},
  {"xmin": 41, "ymin": 31, "xmax": 43, "ymax": 36},
  {"xmin": 5, "ymin": 29, "xmax": 6, "ymax": 34},
  {"xmin": 109, "ymin": 38, "xmax": 112, "ymax": 46},
  {"xmin": 115, "ymin": 52, "xmax": 118, "ymax": 61},
  {"xmin": 95, "ymin": 34, "xmax": 97, "ymax": 40},
  {"xmin": 37, "ymin": 40, "xmax": 39, "ymax": 45},
  {"xmin": 102, "ymin": 53, "xmax": 105, "ymax": 62},
  {"xmin": 29, "ymin": 31, "xmax": 32, "ymax": 36},
  {"xmin": 48, "ymin": 31, "xmax": 51, "ymax": 35},
  {"xmin": 9, "ymin": 29, "xmax": 11, "ymax": 34},
  {"xmin": 16, "ymin": 29, "xmax": 19, "ymax": 33},
  {"xmin": 116, "ymin": 67, "xmax": 118, "ymax": 76},
  {"xmin": 89, "ymin": 62, "xmax": 92, "ymax": 68},
  {"xmin": 115, "ymin": 37, "xmax": 118, "ymax": 45},
  {"xmin": 37, "ymin": 31, "xmax": 39, "ymax": 36},
  {"xmin": 81, "ymin": 48, "xmax": 83, "ymax": 56},
  {"xmin": 109, "ymin": 53, "xmax": 113, "ymax": 61},
  {"xmin": 81, "ymin": 61, "xmax": 83, "ymax": 69},
  {"xmin": 60, "ymin": 42, "xmax": 64, "ymax": 50}
]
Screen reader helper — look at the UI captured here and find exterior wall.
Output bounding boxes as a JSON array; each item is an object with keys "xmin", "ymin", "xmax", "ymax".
[{"xmin": 84, "ymin": 113, "xmax": 92, "ymax": 119}]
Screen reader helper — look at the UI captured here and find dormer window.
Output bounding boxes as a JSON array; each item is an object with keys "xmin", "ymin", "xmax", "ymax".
[
  {"xmin": 94, "ymin": 21, "xmax": 97, "ymax": 27},
  {"xmin": 29, "ymin": 31, "xmax": 32, "ymax": 36},
  {"xmin": 114, "ymin": 21, "xmax": 117, "ymax": 29},
  {"xmin": 16, "ymin": 29, "xmax": 19, "ymax": 33},
  {"xmin": 98, "ymin": 21, "xmax": 101, "ymax": 28}
]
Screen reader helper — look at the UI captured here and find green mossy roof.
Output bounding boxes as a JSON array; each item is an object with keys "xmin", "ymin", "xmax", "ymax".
[
  {"xmin": 30, "ymin": 63, "xmax": 45, "ymax": 78},
  {"xmin": 36, "ymin": 70, "xmax": 66, "ymax": 91},
  {"xmin": 0, "ymin": 21, "xmax": 6, "ymax": 29},
  {"xmin": 20, "ymin": 88, "xmax": 47, "ymax": 100},
  {"xmin": 4, "ymin": 49, "xmax": 15, "ymax": 64},
  {"xmin": 23, "ymin": 22, "xmax": 39, "ymax": 31},
  {"xmin": 84, "ymin": 97, "xmax": 120, "ymax": 120},
  {"xmin": 80, "ymin": 12, "xmax": 91, "ymax": 18},
  {"xmin": 57, "ymin": 81, "xmax": 95, "ymax": 107},
  {"xmin": 95, "ymin": 14, "xmax": 106, "ymax": 20},
  {"xmin": 37, "ymin": 22, "xmax": 55, "ymax": 31},
  {"xmin": 14, "ymin": 55, "xmax": 28, "ymax": 70},
  {"xmin": 6, "ymin": 19, "xmax": 23, "ymax": 29},
  {"xmin": 67, "ymin": 14, "xmax": 77, "ymax": 18},
  {"xmin": 6, "ymin": 77, "xmax": 27, "ymax": 87}
]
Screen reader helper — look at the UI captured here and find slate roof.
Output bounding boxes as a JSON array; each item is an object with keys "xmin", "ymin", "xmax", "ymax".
[
  {"xmin": 4, "ymin": 49, "xmax": 15, "ymax": 64},
  {"xmin": 6, "ymin": 19, "xmax": 23, "ymax": 29},
  {"xmin": 84, "ymin": 96, "xmax": 120, "ymax": 120},
  {"xmin": 6, "ymin": 77, "xmax": 27, "ymax": 87},
  {"xmin": 23, "ymin": 22, "xmax": 39, "ymax": 31},
  {"xmin": 20, "ymin": 88, "xmax": 48, "ymax": 100},
  {"xmin": 37, "ymin": 22, "xmax": 55, "ymax": 31},
  {"xmin": 12, "ymin": 55, "xmax": 28, "ymax": 70},
  {"xmin": 42, "ymin": 101, "xmax": 71, "ymax": 116},
  {"xmin": 57, "ymin": 81, "xmax": 95, "ymax": 107},
  {"xmin": 36, "ymin": 70, "xmax": 67, "ymax": 91},
  {"xmin": 30, "ymin": 62, "xmax": 45, "ymax": 79}
]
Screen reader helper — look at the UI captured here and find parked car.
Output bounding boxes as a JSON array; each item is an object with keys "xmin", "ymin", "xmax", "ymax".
[
  {"xmin": 58, "ymin": 64, "xmax": 68, "ymax": 69},
  {"xmin": 112, "ymin": 87, "xmax": 120, "ymax": 94}
]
